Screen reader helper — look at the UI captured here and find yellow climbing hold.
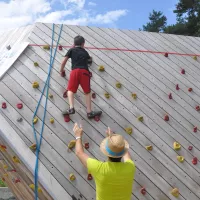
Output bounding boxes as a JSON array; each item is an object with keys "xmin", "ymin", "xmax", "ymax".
[
  {"xmin": 171, "ymin": 188, "xmax": 179, "ymax": 197},
  {"xmin": 98, "ymin": 65, "xmax": 105, "ymax": 72},
  {"xmin": 49, "ymin": 93, "xmax": 53, "ymax": 98},
  {"xmin": 125, "ymin": 127, "xmax": 132, "ymax": 135},
  {"xmin": 29, "ymin": 184, "xmax": 42, "ymax": 193},
  {"xmin": 34, "ymin": 62, "xmax": 39, "ymax": 67},
  {"xmin": 138, "ymin": 116, "xmax": 144, "ymax": 122},
  {"xmin": 68, "ymin": 140, "xmax": 76, "ymax": 150},
  {"xmin": 50, "ymin": 118, "xmax": 54, "ymax": 124},
  {"xmin": 29, "ymin": 144, "xmax": 37, "ymax": 151},
  {"xmin": 104, "ymin": 92, "xmax": 110, "ymax": 99},
  {"xmin": 116, "ymin": 82, "xmax": 122, "ymax": 88},
  {"xmin": 32, "ymin": 82, "xmax": 39, "ymax": 88},
  {"xmin": 69, "ymin": 173, "xmax": 76, "ymax": 181},
  {"xmin": 146, "ymin": 145, "xmax": 153, "ymax": 151},
  {"xmin": 177, "ymin": 156, "xmax": 184, "ymax": 163},
  {"xmin": 4, "ymin": 174, "xmax": 8, "ymax": 177},
  {"xmin": 132, "ymin": 93, "xmax": 137, "ymax": 99},
  {"xmin": 3, "ymin": 165, "xmax": 8, "ymax": 169},
  {"xmin": 33, "ymin": 117, "xmax": 38, "ymax": 124},
  {"xmin": 12, "ymin": 156, "xmax": 20, "ymax": 163},
  {"xmin": 173, "ymin": 142, "xmax": 181, "ymax": 150},
  {"xmin": 193, "ymin": 56, "xmax": 197, "ymax": 61},
  {"xmin": 43, "ymin": 45, "xmax": 50, "ymax": 50}
]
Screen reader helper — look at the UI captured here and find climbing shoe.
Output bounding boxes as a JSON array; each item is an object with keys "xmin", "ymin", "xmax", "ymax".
[
  {"xmin": 87, "ymin": 111, "xmax": 102, "ymax": 119},
  {"xmin": 62, "ymin": 108, "xmax": 75, "ymax": 115}
]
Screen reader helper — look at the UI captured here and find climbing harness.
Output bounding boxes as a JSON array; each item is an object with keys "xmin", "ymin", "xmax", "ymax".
[{"xmin": 31, "ymin": 23, "xmax": 63, "ymax": 200}]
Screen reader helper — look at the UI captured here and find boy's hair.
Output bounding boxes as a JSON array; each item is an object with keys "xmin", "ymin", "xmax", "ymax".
[
  {"xmin": 74, "ymin": 35, "xmax": 85, "ymax": 46},
  {"xmin": 108, "ymin": 157, "xmax": 122, "ymax": 162}
]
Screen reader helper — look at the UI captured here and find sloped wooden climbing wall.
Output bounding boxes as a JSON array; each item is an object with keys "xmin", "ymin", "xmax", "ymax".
[{"xmin": 0, "ymin": 22, "xmax": 200, "ymax": 200}]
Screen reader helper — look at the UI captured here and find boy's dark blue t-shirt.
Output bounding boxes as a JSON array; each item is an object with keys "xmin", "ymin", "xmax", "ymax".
[{"xmin": 65, "ymin": 47, "xmax": 90, "ymax": 70}]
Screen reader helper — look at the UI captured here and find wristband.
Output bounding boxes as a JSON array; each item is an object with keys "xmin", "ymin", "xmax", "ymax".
[{"xmin": 76, "ymin": 136, "xmax": 81, "ymax": 140}]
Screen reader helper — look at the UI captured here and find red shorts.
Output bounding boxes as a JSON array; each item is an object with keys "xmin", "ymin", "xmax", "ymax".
[{"xmin": 67, "ymin": 69, "xmax": 91, "ymax": 94}]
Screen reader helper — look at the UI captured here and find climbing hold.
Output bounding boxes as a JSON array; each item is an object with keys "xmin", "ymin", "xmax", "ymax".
[
  {"xmin": 193, "ymin": 56, "xmax": 197, "ymax": 60},
  {"xmin": 146, "ymin": 145, "xmax": 153, "ymax": 151},
  {"xmin": 125, "ymin": 127, "xmax": 132, "ymax": 135},
  {"xmin": 84, "ymin": 142, "xmax": 89, "ymax": 150},
  {"xmin": 164, "ymin": 53, "xmax": 168, "ymax": 57},
  {"xmin": 176, "ymin": 84, "xmax": 180, "ymax": 90},
  {"xmin": 69, "ymin": 173, "xmax": 76, "ymax": 181},
  {"xmin": 6, "ymin": 45, "xmax": 11, "ymax": 50},
  {"xmin": 61, "ymin": 70, "xmax": 66, "ymax": 77},
  {"xmin": 94, "ymin": 115, "xmax": 100, "ymax": 122},
  {"xmin": 33, "ymin": 117, "xmax": 38, "ymax": 124},
  {"xmin": 3, "ymin": 165, "xmax": 8, "ymax": 169},
  {"xmin": 32, "ymin": 82, "xmax": 39, "ymax": 88},
  {"xmin": 177, "ymin": 156, "xmax": 184, "ymax": 163},
  {"xmin": 43, "ymin": 45, "xmax": 50, "ymax": 50},
  {"xmin": 193, "ymin": 127, "xmax": 198, "ymax": 133},
  {"xmin": 34, "ymin": 62, "xmax": 39, "ymax": 67},
  {"xmin": 195, "ymin": 106, "xmax": 200, "ymax": 111},
  {"xmin": 138, "ymin": 116, "xmax": 144, "ymax": 122},
  {"xmin": 29, "ymin": 144, "xmax": 37, "ymax": 151},
  {"xmin": 181, "ymin": 69, "xmax": 185, "ymax": 74},
  {"xmin": 2, "ymin": 102, "xmax": 7, "ymax": 109},
  {"xmin": 64, "ymin": 115, "xmax": 70, "ymax": 122},
  {"xmin": 0, "ymin": 145, "xmax": 7, "ymax": 151},
  {"xmin": 4, "ymin": 174, "xmax": 8, "ymax": 177},
  {"xmin": 115, "ymin": 82, "xmax": 122, "ymax": 88},
  {"xmin": 188, "ymin": 146, "xmax": 193, "ymax": 151},
  {"xmin": 171, "ymin": 188, "xmax": 179, "ymax": 197},
  {"xmin": 87, "ymin": 174, "xmax": 93, "ymax": 181},
  {"xmin": 140, "ymin": 187, "xmax": 146, "ymax": 195},
  {"xmin": 168, "ymin": 93, "xmax": 172, "ymax": 99},
  {"xmin": 16, "ymin": 103, "xmax": 23, "ymax": 109},
  {"xmin": 188, "ymin": 88, "xmax": 193, "ymax": 92},
  {"xmin": 104, "ymin": 92, "xmax": 110, "ymax": 99},
  {"xmin": 63, "ymin": 91, "xmax": 68, "ymax": 98},
  {"xmin": 92, "ymin": 93, "xmax": 96, "ymax": 99},
  {"xmin": 12, "ymin": 156, "xmax": 20, "ymax": 163},
  {"xmin": 173, "ymin": 142, "xmax": 181, "ymax": 150},
  {"xmin": 50, "ymin": 118, "xmax": 54, "ymax": 124},
  {"xmin": 9, "ymin": 169, "xmax": 16, "ymax": 173},
  {"xmin": 89, "ymin": 72, "xmax": 92, "ymax": 78},
  {"xmin": 132, "ymin": 93, "xmax": 137, "ymax": 99},
  {"xmin": 14, "ymin": 178, "xmax": 20, "ymax": 183},
  {"xmin": 29, "ymin": 184, "xmax": 42, "ymax": 193},
  {"xmin": 49, "ymin": 93, "xmax": 53, "ymax": 98},
  {"xmin": 192, "ymin": 157, "xmax": 198, "ymax": 165},
  {"xmin": 164, "ymin": 115, "xmax": 169, "ymax": 121},
  {"xmin": 59, "ymin": 45, "xmax": 63, "ymax": 51},
  {"xmin": 68, "ymin": 140, "xmax": 76, "ymax": 150},
  {"xmin": 17, "ymin": 117, "xmax": 23, "ymax": 122},
  {"xmin": 98, "ymin": 65, "xmax": 105, "ymax": 72}
]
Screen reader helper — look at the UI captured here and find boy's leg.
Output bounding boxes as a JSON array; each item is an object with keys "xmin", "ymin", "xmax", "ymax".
[{"xmin": 85, "ymin": 92, "xmax": 92, "ymax": 113}]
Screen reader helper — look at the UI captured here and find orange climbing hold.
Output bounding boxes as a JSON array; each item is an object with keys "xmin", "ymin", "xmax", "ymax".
[
  {"xmin": 29, "ymin": 144, "xmax": 37, "ymax": 151},
  {"xmin": 173, "ymin": 142, "xmax": 181, "ymax": 150},
  {"xmin": 2, "ymin": 102, "xmax": 7, "ymax": 109},
  {"xmin": 132, "ymin": 93, "xmax": 137, "ymax": 99},
  {"xmin": 176, "ymin": 84, "xmax": 180, "ymax": 90},
  {"xmin": 140, "ymin": 187, "xmax": 146, "ymax": 195},
  {"xmin": 17, "ymin": 103, "xmax": 23, "ymax": 109},
  {"xmin": 125, "ymin": 127, "xmax": 132, "ymax": 135},
  {"xmin": 177, "ymin": 156, "xmax": 184, "ymax": 163},
  {"xmin": 69, "ymin": 173, "xmax": 76, "ymax": 181},
  {"xmin": 171, "ymin": 188, "xmax": 179, "ymax": 197},
  {"xmin": 146, "ymin": 145, "xmax": 153, "ymax": 151},
  {"xmin": 188, "ymin": 88, "xmax": 193, "ymax": 92}
]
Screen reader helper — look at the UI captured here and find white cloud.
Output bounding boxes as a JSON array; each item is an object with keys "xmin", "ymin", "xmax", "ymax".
[
  {"xmin": 88, "ymin": 2, "xmax": 97, "ymax": 6},
  {"xmin": 0, "ymin": 0, "xmax": 128, "ymax": 31}
]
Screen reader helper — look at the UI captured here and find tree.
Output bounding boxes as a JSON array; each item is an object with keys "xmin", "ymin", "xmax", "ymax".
[{"xmin": 141, "ymin": 10, "xmax": 167, "ymax": 32}]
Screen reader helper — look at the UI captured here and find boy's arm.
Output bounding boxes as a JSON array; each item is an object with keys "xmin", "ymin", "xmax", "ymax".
[
  {"xmin": 60, "ymin": 56, "xmax": 69, "ymax": 72},
  {"xmin": 123, "ymin": 151, "xmax": 132, "ymax": 162}
]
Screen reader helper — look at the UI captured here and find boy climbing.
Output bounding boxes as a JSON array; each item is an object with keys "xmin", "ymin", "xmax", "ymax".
[{"xmin": 60, "ymin": 35, "xmax": 102, "ymax": 119}]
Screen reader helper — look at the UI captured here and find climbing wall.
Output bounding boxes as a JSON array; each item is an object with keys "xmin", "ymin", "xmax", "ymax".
[{"xmin": 0, "ymin": 22, "xmax": 200, "ymax": 200}]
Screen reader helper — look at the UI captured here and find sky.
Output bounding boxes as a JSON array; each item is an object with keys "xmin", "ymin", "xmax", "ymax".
[{"xmin": 0, "ymin": 0, "xmax": 179, "ymax": 31}]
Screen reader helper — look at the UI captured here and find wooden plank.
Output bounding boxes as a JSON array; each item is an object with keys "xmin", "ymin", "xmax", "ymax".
[{"xmin": 0, "ymin": 112, "xmax": 71, "ymax": 200}]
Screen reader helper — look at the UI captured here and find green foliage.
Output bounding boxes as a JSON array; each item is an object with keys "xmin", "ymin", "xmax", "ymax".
[{"xmin": 0, "ymin": 178, "xmax": 6, "ymax": 187}]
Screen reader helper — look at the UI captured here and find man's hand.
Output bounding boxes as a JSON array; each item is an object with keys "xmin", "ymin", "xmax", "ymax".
[{"xmin": 73, "ymin": 123, "xmax": 83, "ymax": 138}]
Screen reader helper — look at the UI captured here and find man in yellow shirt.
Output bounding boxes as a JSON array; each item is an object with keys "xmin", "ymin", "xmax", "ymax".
[{"xmin": 73, "ymin": 123, "xmax": 136, "ymax": 200}]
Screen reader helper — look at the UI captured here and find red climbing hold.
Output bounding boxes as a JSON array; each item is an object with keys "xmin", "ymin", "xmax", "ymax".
[
  {"xmin": 63, "ymin": 91, "xmax": 68, "ymax": 98},
  {"xmin": 9, "ymin": 169, "xmax": 16, "ymax": 172},
  {"xmin": 2, "ymin": 178, "xmax": 5, "ymax": 182},
  {"xmin": 85, "ymin": 142, "xmax": 89, "ymax": 149},
  {"xmin": 94, "ymin": 115, "xmax": 100, "ymax": 122},
  {"xmin": 92, "ymin": 93, "xmax": 96, "ymax": 99},
  {"xmin": 64, "ymin": 115, "xmax": 70, "ymax": 122},
  {"xmin": 192, "ymin": 157, "xmax": 198, "ymax": 165},
  {"xmin": 89, "ymin": 72, "xmax": 92, "ymax": 78},
  {"xmin": 87, "ymin": 174, "xmax": 93, "ymax": 181},
  {"xmin": 61, "ymin": 70, "xmax": 66, "ymax": 77},
  {"xmin": 164, "ymin": 115, "xmax": 169, "ymax": 121},
  {"xmin": 17, "ymin": 103, "xmax": 23, "ymax": 109},
  {"xmin": 188, "ymin": 88, "xmax": 193, "ymax": 92},
  {"xmin": 194, "ymin": 127, "xmax": 198, "ymax": 133},
  {"xmin": 0, "ymin": 145, "xmax": 7, "ymax": 149},
  {"xmin": 164, "ymin": 53, "xmax": 168, "ymax": 57},
  {"xmin": 59, "ymin": 45, "xmax": 63, "ymax": 51},
  {"xmin": 176, "ymin": 84, "xmax": 180, "ymax": 90},
  {"xmin": 169, "ymin": 93, "xmax": 172, "ymax": 99},
  {"xmin": 15, "ymin": 178, "xmax": 20, "ymax": 183},
  {"xmin": 2, "ymin": 102, "xmax": 7, "ymax": 109},
  {"xmin": 140, "ymin": 187, "xmax": 146, "ymax": 195},
  {"xmin": 181, "ymin": 69, "xmax": 185, "ymax": 74},
  {"xmin": 188, "ymin": 146, "xmax": 193, "ymax": 151},
  {"xmin": 196, "ymin": 106, "xmax": 200, "ymax": 111}
]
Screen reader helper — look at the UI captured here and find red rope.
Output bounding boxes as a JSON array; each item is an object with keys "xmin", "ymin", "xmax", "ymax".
[{"xmin": 28, "ymin": 44, "xmax": 200, "ymax": 57}]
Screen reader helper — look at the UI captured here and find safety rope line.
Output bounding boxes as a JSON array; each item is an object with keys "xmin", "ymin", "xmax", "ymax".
[
  {"xmin": 31, "ymin": 23, "xmax": 63, "ymax": 200},
  {"xmin": 28, "ymin": 44, "xmax": 200, "ymax": 57}
]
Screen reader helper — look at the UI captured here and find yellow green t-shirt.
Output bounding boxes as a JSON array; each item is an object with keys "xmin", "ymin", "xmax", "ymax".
[{"xmin": 87, "ymin": 158, "xmax": 136, "ymax": 200}]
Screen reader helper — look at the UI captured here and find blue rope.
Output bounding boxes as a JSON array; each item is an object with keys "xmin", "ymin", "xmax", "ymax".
[{"xmin": 32, "ymin": 23, "xmax": 63, "ymax": 200}]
